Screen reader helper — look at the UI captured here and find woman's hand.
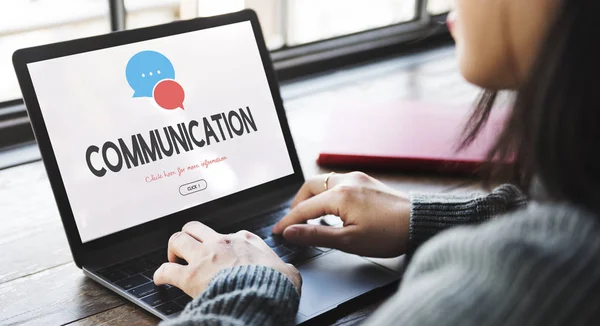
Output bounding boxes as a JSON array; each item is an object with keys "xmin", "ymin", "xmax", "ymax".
[
  {"xmin": 272, "ymin": 172, "xmax": 410, "ymax": 258},
  {"xmin": 154, "ymin": 221, "xmax": 302, "ymax": 298}
]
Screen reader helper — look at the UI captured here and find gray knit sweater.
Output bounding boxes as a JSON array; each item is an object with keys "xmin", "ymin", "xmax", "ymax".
[{"xmin": 163, "ymin": 185, "xmax": 600, "ymax": 325}]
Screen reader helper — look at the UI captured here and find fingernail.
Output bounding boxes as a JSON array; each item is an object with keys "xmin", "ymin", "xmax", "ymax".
[
  {"xmin": 285, "ymin": 226, "xmax": 298, "ymax": 237},
  {"xmin": 170, "ymin": 232, "xmax": 181, "ymax": 241},
  {"xmin": 153, "ymin": 265, "xmax": 163, "ymax": 282}
]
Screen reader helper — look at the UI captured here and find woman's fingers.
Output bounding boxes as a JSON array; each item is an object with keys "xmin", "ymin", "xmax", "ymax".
[
  {"xmin": 289, "ymin": 176, "xmax": 322, "ymax": 208},
  {"xmin": 167, "ymin": 231, "xmax": 203, "ymax": 263},
  {"xmin": 282, "ymin": 224, "xmax": 353, "ymax": 249},
  {"xmin": 153, "ymin": 262, "xmax": 187, "ymax": 288},
  {"xmin": 290, "ymin": 173, "xmax": 340, "ymax": 208},
  {"xmin": 273, "ymin": 190, "xmax": 342, "ymax": 234},
  {"xmin": 182, "ymin": 221, "xmax": 220, "ymax": 242}
]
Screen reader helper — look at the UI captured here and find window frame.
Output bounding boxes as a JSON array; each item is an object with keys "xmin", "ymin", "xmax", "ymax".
[{"xmin": 0, "ymin": 0, "xmax": 450, "ymax": 156}]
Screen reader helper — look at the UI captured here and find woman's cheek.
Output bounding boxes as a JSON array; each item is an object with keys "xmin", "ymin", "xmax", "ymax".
[{"xmin": 453, "ymin": 0, "xmax": 522, "ymax": 89}]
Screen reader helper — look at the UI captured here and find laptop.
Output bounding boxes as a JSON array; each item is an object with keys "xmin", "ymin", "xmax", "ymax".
[{"xmin": 12, "ymin": 9, "xmax": 400, "ymax": 324}]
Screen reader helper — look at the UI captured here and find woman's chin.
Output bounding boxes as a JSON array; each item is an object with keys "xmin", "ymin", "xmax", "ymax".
[{"xmin": 458, "ymin": 58, "xmax": 499, "ymax": 89}]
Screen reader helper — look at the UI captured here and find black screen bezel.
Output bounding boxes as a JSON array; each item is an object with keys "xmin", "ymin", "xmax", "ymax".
[{"xmin": 12, "ymin": 9, "xmax": 304, "ymax": 264}]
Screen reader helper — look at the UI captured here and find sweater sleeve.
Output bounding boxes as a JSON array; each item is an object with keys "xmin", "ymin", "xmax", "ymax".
[
  {"xmin": 364, "ymin": 204, "xmax": 600, "ymax": 326},
  {"xmin": 161, "ymin": 265, "xmax": 299, "ymax": 326},
  {"xmin": 408, "ymin": 184, "xmax": 526, "ymax": 254}
]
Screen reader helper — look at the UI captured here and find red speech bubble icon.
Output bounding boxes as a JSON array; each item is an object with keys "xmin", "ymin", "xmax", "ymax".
[{"xmin": 153, "ymin": 79, "xmax": 185, "ymax": 110}]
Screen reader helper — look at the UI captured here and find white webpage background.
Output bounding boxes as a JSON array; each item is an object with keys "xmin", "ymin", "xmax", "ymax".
[{"xmin": 28, "ymin": 21, "xmax": 294, "ymax": 243}]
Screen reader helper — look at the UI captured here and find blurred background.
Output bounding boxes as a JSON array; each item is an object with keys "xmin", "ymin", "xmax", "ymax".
[
  {"xmin": 0, "ymin": 0, "xmax": 452, "ymax": 103},
  {"xmin": 0, "ymin": 0, "xmax": 456, "ymax": 166}
]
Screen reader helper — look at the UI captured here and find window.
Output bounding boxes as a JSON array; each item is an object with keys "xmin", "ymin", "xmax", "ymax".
[
  {"xmin": 0, "ymin": 0, "xmax": 453, "ymax": 156},
  {"xmin": 0, "ymin": 0, "xmax": 110, "ymax": 103},
  {"xmin": 125, "ymin": 0, "xmax": 180, "ymax": 30},
  {"xmin": 428, "ymin": 0, "xmax": 454, "ymax": 15},
  {"xmin": 285, "ymin": 0, "xmax": 417, "ymax": 46},
  {"xmin": 1, "ymin": 0, "xmax": 453, "ymax": 104},
  {"xmin": 124, "ymin": 0, "xmax": 286, "ymax": 50},
  {"xmin": 123, "ymin": 0, "xmax": 453, "ymax": 50}
]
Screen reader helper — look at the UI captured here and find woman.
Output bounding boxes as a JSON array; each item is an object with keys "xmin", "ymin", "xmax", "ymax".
[{"xmin": 154, "ymin": 0, "xmax": 600, "ymax": 324}]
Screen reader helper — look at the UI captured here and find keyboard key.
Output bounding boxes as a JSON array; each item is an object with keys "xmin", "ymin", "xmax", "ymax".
[
  {"xmin": 129, "ymin": 282, "xmax": 165, "ymax": 298},
  {"xmin": 168, "ymin": 286, "xmax": 184, "ymax": 298},
  {"xmin": 254, "ymin": 226, "xmax": 274, "ymax": 239},
  {"xmin": 174, "ymin": 295, "xmax": 193, "ymax": 307},
  {"xmin": 272, "ymin": 246, "xmax": 292, "ymax": 257},
  {"xmin": 264, "ymin": 236, "xmax": 284, "ymax": 248},
  {"xmin": 265, "ymin": 211, "xmax": 288, "ymax": 225},
  {"xmin": 139, "ymin": 259, "xmax": 159, "ymax": 271},
  {"xmin": 283, "ymin": 243, "xmax": 302, "ymax": 252},
  {"xmin": 155, "ymin": 302, "xmax": 183, "ymax": 315},
  {"xmin": 98, "ymin": 269, "xmax": 128, "ymax": 282},
  {"xmin": 264, "ymin": 237, "xmax": 276, "ymax": 247},
  {"xmin": 121, "ymin": 260, "xmax": 146, "ymax": 275},
  {"xmin": 145, "ymin": 251, "xmax": 167, "ymax": 265},
  {"xmin": 142, "ymin": 270, "xmax": 156, "ymax": 280},
  {"xmin": 282, "ymin": 248, "xmax": 323, "ymax": 264},
  {"xmin": 141, "ymin": 292, "xmax": 168, "ymax": 307},
  {"xmin": 142, "ymin": 286, "xmax": 185, "ymax": 307},
  {"xmin": 116, "ymin": 274, "xmax": 151, "ymax": 290}
]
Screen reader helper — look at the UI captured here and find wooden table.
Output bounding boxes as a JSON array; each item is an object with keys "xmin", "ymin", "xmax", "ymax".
[{"xmin": 0, "ymin": 46, "xmax": 482, "ymax": 325}]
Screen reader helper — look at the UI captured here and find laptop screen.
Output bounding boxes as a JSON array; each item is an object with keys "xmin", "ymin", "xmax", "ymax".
[{"xmin": 26, "ymin": 21, "xmax": 294, "ymax": 243}]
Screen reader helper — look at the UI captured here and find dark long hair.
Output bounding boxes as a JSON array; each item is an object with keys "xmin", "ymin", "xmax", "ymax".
[{"xmin": 461, "ymin": 0, "xmax": 600, "ymax": 212}]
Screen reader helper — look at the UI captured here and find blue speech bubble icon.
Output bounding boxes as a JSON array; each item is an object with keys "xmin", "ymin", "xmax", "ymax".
[{"xmin": 126, "ymin": 50, "xmax": 175, "ymax": 98}]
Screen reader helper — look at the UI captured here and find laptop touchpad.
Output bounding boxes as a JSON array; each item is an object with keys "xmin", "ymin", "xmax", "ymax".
[{"xmin": 296, "ymin": 250, "xmax": 399, "ymax": 318}]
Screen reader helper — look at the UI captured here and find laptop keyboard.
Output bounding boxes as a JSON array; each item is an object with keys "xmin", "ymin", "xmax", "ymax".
[
  {"xmin": 97, "ymin": 249, "xmax": 191, "ymax": 316},
  {"xmin": 96, "ymin": 207, "xmax": 329, "ymax": 316}
]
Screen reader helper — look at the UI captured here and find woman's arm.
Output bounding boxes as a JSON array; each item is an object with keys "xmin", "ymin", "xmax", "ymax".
[
  {"xmin": 152, "ymin": 224, "xmax": 302, "ymax": 326},
  {"xmin": 162, "ymin": 265, "xmax": 299, "ymax": 326},
  {"xmin": 274, "ymin": 173, "xmax": 527, "ymax": 258},
  {"xmin": 408, "ymin": 184, "xmax": 526, "ymax": 253},
  {"xmin": 365, "ymin": 203, "xmax": 600, "ymax": 326}
]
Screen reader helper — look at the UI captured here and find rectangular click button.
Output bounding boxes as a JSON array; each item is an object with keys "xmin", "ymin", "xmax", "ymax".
[{"xmin": 179, "ymin": 179, "xmax": 207, "ymax": 196}]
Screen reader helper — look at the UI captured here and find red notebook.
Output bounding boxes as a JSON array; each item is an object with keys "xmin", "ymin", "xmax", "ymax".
[{"xmin": 317, "ymin": 101, "xmax": 508, "ymax": 174}]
